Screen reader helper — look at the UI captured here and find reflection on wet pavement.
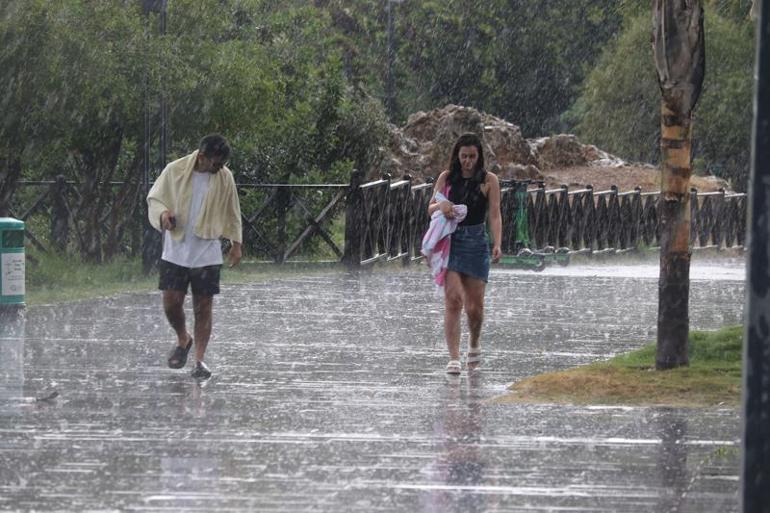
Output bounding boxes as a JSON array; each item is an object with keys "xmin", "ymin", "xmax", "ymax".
[{"xmin": 0, "ymin": 262, "xmax": 744, "ymax": 511}]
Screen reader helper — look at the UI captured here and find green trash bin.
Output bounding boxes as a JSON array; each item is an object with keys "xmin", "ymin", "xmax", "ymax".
[{"xmin": 0, "ymin": 218, "xmax": 25, "ymax": 307}]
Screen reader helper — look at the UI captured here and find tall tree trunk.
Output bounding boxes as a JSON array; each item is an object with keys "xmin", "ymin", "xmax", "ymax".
[{"xmin": 652, "ymin": 0, "xmax": 705, "ymax": 370}]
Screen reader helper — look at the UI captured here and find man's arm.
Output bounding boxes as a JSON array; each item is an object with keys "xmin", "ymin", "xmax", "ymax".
[
  {"xmin": 147, "ymin": 168, "xmax": 172, "ymax": 232},
  {"xmin": 222, "ymin": 170, "xmax": 243, "ymax": 267}
]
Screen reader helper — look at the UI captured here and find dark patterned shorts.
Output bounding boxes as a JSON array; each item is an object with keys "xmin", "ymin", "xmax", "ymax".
[{"xmin": 158, "ymin": 260, "xmax": 221, "ymax": 296}]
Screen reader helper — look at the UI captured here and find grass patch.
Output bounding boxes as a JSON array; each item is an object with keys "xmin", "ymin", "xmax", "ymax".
[
  {"xmin": 494, "ymin": 326, "xmax": 743, "ymax": 408},
  {"xmin": 26, "ymin": 252, "xmax": 156, "ymax": 305},
  {"xmin": 24, "ymin": 251, "xmax": 344, "ymax": 306}
]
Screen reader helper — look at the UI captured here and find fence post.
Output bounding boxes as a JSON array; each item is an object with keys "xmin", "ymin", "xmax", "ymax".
[
  {"xmin": 343, "ymin": 169, "xmax": 364, "ymax": 269},
  {"xmin": 557, "ymin": 184, "xmax": 569, "ymax": 248},
  {"xmin": 275, "ymin": 186, "xmax": 290, "ymax": 264},
  {"xmin": 50, "ymin": 175, "xmax": 69, "ymax": 252},
  {"xmin": 713, "ymin": 188, "xmax": 726, "ymax": 248},
  {"xmin": 631, "ymin": 186, "xmax": 642, "ymax": 249},
  {"xmin": 532, "ymin": 183, "xmax": 546, "ymax": 249},
  {"xmin": 584, "ymin": 184, "xmax": 595, "ymax": 250},
  {"xmin": 608, "ymin": 185, "xmax": 619, "ymax": 250},
  {"xmin": 403, "ymin": 174, "xmax": 413, "ymax": 266},
  {"xmin": 689, "ymin": 187, "xmax": 699, "ymax": 247},
  {"xmin": 378, "ymin": 173, "xmax": 391, "ymax": 258}
]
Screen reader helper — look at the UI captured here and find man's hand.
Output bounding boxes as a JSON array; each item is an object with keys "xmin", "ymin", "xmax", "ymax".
[
  {"xmin": 228, "ymin": 241, "xmax": 242, "ymax": 267},
  {"xmin": 160, "ymin": 210, "xmax": 176, "ymax": 231}
]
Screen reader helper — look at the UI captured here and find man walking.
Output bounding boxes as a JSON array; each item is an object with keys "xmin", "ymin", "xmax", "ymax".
[{"xmin": 147, "ymin": 134, "xmax": 242, "ymax": 379}]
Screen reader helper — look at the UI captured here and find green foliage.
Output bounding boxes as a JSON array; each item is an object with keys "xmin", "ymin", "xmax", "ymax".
[
  {"xmin": 564, "ymin": 15, "xmax": 660, "ymax": 164},
  {"xmin": 325, "ymin": 0, "xmax": 626, "ymax": 134},
  {"xmin": 159, "ymin": 1, "xmax": 388, "ymax": 185},
  {"xmin": 567, "ymin": 8, "xmax": 754, "ymax": 190},
  {"xmin": 2, "ymin": 0, "xmax": 389, "ymax": 186},
  {"xmin": 3, "ymin": 0, "xmax": 761, "ymax": 264},
  {"xmin": 2, "ymin": 0, "xmax": 388, "ymax": 262}
]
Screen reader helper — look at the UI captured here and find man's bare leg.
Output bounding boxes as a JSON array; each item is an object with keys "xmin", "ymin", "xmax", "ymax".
[
  {"xmin": 192, "ymin": 294, "xmax": 213, "ymax": 362},
  {"xmin": 163, "ymin": 290, "xmax": 191, "ymax": 347}
]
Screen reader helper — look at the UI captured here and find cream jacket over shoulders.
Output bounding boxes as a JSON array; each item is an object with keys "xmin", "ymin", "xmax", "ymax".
[{"xmin": 147, "ymin": 150, "xmax": 242, "ymax": 243}]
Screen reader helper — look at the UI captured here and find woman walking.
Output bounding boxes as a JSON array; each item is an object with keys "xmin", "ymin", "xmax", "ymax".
[{"xmin": 427, "ymin": 133, "xmax": 502, "ymax": 374}]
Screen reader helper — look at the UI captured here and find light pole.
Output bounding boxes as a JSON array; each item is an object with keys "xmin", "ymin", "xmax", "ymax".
[
  {"xmin": 141, "ymin": 0, "xmax": 168, "ymax": 273},
  {"xmin": 742, "ymin": 1, "xmax": 770, "ymax": 511},
  {"xmin": 385, "ymin": 0, "xmax": 404, "ymax": 121},
  {"xmin": 141, "ymin": 0, "xmax": 168, "ymax": 194}
]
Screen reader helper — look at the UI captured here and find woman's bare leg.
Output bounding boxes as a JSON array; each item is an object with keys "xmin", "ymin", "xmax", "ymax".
[
  {"xmin": 461, "ymin": 274, "xmax": 486, "ymax": 369},
  {"xmin": 444, "ymin": 271, "xmax": 464, "ymax": 361}
]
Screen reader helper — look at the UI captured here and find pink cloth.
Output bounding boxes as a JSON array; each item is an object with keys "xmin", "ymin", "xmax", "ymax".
[{"xmin": 421, "ymin": 192, "xmax": 467, "ymax": 288}]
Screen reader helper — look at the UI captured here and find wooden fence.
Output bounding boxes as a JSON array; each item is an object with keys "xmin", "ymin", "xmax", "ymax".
[
  {"xmin": 8, "ymin": 178, "xmax": 351, "ymax": 264},
  {"xmin": 9, "ymin": 172, "xmax": 747, "ymax": 267},
  {"xmin": 343, "ymin": 176, "xmax": 747, "ymax": 267}
]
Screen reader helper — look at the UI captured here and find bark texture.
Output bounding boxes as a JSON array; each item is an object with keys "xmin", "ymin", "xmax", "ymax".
[{"xmin": 652, "ymin": 0, "xmax": 705, "ymax": 370}]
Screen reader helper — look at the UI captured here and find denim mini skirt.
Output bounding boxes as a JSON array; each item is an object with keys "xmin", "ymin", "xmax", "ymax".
[{"xmin": 447, "ymin": 223, "xmax": 490, "ymax": 283}]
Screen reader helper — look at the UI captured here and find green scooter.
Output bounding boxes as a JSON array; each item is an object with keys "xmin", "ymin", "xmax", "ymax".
[{"xmin": 495, "ymin": 180, "xmax": 570, "ymax": 271}]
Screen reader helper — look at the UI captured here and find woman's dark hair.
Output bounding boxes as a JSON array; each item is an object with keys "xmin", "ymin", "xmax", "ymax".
[
  {"xmin": 199, "ymin": 133, "xmax": 231, "ymax": 160},
  {"xmin": 448, "ymin": 132, "xmax": 485, "ymax": 186}
]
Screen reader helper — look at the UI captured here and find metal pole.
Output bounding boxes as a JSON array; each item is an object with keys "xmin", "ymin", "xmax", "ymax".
[
  {"xmin": 141, "ymin": 4, "xmax": 152, "ymax": 272},
  {"xmin": 142, "ymin": 2, "xmax": 151, "ymax": 199},
  {"xmin": 385, "ymin": 0, "xmax": 395, "ymax": 120},
  {"xmin": 742, "ymin": 0, "xmax": 770, "ymax": 511},
  {"xmin": 140, "ymin": 0, "xmax": 166, "ymax": 273},
  {"xmin": 158, "ymin": 0, "xmax": 168, "ymax": 170}
]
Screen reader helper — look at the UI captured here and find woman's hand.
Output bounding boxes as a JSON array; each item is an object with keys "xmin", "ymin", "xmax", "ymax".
[
  {"xmin": 439, "ymin": 200, "xmax": 455, "ymax": 219},
  {"xmin": 491, "ymin": 245, "xmax": 502, "ymax": 263}
]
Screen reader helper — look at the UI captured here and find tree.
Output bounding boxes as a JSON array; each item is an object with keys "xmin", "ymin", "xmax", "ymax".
[
  {"xmin": 652, "ymin": 0, "xmax": 705, "ymax": 369},
  {"xmin": 317, "ymin": 0, "xmax": 625, "ymax": 134},
  {"xmin": 1, "ymin": 0, "xmax": 388, "ymax": 261},
  {"xmin": 0, "ymin": 1, "xmax": 56, "ymax": 217},
  {"xmin": 568, "ymin": 8, "xmax": 753, "ymax": 190}
]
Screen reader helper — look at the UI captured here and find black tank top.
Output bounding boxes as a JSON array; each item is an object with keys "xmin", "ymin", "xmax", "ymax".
[{"xmin": 449, "ymin": 171, "xmax": 488, "ymax": 226}]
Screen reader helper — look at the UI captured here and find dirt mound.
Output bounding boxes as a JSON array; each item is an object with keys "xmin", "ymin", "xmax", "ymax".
[
  {"xmin": 543, "ymin": 165, "xmax": 728, "ymax": 193},
  {"xmin": 372, "ymin": 104, "xmax": 729, "ymax": 193}
]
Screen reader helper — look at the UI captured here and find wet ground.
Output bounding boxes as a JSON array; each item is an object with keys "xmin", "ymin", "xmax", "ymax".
[{"xmin": 0, "ymin": 258, "xmax": 745, "ymax": 512}]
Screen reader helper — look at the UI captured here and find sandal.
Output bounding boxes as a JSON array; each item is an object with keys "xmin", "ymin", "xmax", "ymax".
[
  {"xmin": 467, "ymin": 347, "xmax": 482, "ymax": 371},
  {"xmin": 168, "ymin": 335, "xmax": 193, "ymax": 369},
  {"xmin": 190, "ymin": 361, "xmax": 212, "ymax": 380},
  {"xmin": 445, "ymin": 359, "xmax": 461, "ymax": 375}
]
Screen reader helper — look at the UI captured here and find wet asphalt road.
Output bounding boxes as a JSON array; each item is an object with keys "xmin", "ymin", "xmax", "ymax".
[{"xmin": 0, "ymin": 259, "xmax": 745, "ymax": 512}]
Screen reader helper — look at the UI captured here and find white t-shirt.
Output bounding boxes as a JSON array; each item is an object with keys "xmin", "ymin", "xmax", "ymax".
[{"xmin": 162, "ymin": 171, "xmax": 224, "ymax": 268}]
